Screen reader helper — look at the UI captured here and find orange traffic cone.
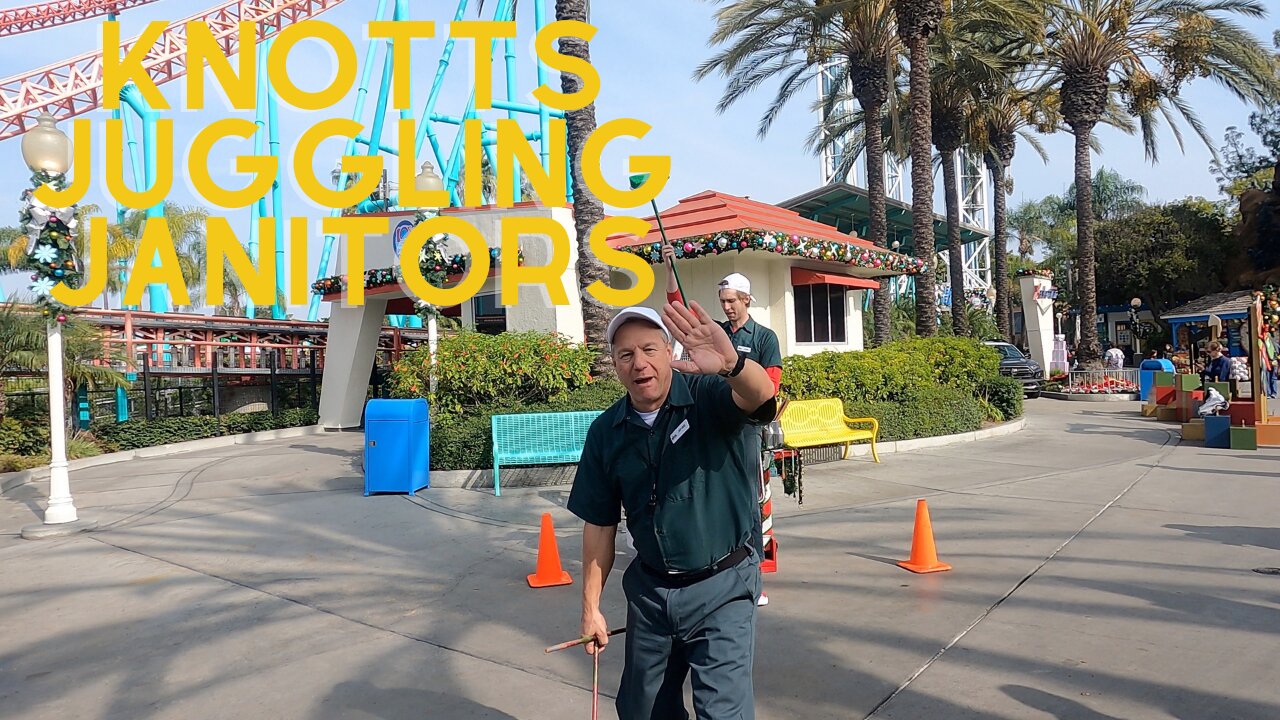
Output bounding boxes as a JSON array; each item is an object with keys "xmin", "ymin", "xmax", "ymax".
[
  {"xmin": 528, "ymin": 513, "xmax": 573, "ymax": 588},
  {"xmin": 897, "ymin": 499, "xmax": 951, "ymax": 574}
]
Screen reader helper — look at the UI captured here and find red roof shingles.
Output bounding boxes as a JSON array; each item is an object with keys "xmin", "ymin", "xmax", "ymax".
[{"xmin": 606, "ymin": 190, "xmax": 876, "ymax": 250}]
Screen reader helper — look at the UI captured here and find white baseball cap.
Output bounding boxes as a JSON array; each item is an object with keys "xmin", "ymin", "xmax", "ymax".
[
  {"xmin": 719, "ymin": 272, "xmax": 754, "ymax": 301},
  {"xmin": 606, "ymin": 306, "xmax": 671, "ymax": 346}
]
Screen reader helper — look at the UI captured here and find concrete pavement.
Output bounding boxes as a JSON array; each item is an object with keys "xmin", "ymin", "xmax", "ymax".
[{"xmin": 1, "ymin": 400, "xmax": 1278, "ymax": 719}]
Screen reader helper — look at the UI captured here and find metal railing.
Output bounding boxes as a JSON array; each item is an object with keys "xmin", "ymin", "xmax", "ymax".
[{"xmin": 1063, "ymin": 368, "xmax": 1140, "ymax": 394}]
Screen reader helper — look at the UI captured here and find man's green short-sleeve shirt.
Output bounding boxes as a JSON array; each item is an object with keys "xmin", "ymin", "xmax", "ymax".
[
  {"xmin": 719, "ymin": 318, "xmax": 782, "ymax": 370},
  {"xmin": 567, "ymin": 373, "xmax": 777, "ymax": 573}
]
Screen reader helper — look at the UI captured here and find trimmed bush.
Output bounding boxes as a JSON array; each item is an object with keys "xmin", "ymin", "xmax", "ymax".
[
  {"xmin": 844, "ymin": 387, "xmax": 986, "ymax": 442},
  {"xmin": 980, "ymin": 376, "xmax": 1025, "ymax": 423},
  {"xmin": 93, "ymin": 409, "xmax": 318, "ymax": 452},
  {"xmin": 389, "ymin": 330, "xmax": 595, "ymax": 415},
  {"xmin": 0, "ymin": 417, "xmax": 50, "ymax": 456},
  {"xmin": 430, "ymin": 379, "xmax": 625, "ymax": 471},
  {"xmin": 0, "ymin": 454, "xmax": 47, "ymax": 473},
  {"xmin": 781, "ymin": 336, "xmax": 1002, "ymax": 404}
]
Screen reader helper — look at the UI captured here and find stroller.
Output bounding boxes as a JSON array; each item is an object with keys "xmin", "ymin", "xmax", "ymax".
[{"xmin": 1197, "ymin": 387, "xmax": 1230, "ymax": 417}]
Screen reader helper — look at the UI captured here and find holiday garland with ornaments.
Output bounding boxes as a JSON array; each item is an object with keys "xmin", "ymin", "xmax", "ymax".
[
  {"xmin": 619, "ymin": 229, "xmax": 927, "ymax": 274},
  {"xmin": 18, "ymin": 171, "xmax": 81, "ymax": 322},
  {"xmin": 310, "ymin": 208, "xmax": 523, "ymax": 300}
]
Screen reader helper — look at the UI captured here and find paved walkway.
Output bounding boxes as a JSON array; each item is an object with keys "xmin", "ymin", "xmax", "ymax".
[{"xmin": 1, "ymin": 401, "xmax": 1278, "ymax": 719}]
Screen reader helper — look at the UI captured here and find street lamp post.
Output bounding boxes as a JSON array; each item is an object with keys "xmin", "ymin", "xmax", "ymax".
[
  {"xmin": 19, "ymin": 112, "xmax": 96, "ymax": 539},
  {"xmin": 415, "ymin": 161, "xmax": 445, "ymax": 396}
]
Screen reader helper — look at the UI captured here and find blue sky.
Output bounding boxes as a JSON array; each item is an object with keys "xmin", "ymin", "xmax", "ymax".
[{"xmin": 0, "ymin": 0, "xmax": 1275, "ymax": 315}]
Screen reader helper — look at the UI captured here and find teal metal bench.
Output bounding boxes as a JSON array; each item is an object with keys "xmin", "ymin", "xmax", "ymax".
[{"xmin": 490, "ymin": 410, "xmax": 604, "ymax": 496}]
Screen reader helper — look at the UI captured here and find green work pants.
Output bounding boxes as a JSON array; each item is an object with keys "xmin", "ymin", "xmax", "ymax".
[{"xmin": 616, "ymin": 550, "xmax": 761, "ymax": 720}]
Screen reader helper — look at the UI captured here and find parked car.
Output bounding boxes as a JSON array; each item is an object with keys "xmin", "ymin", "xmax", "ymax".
[{"xmin": 984, "ymin": 341, "xmax": 1044, "ymax": 398}]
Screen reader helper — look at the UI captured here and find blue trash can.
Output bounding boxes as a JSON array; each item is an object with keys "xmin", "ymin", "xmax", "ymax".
[
  {"xmin": 363, "ymin": 398, "xmax": 430, "ymax": 496},
  {"xmin": 1139, "ymin": 358, "xmax": 1176, "ymax": 402}
]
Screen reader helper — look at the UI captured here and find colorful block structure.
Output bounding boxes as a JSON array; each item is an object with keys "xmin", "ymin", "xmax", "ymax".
[
  {"xmin": 1181, "ymin": 420, "xmax": 1205, "ymax": 441},
  {"xmin": 1227, "ymin": 401, "xmax": 1257, "ymax": 427},
  {"xmin": 1205, "ymin": 416, "xmax": 1232, "ymax": 449},
  {"xmin": 1230, "ymin": 426, "xmax": 1258, "ymax": 450},
  {"xmin": 1178, "ymin": 373, "xmax": 1203, "ymax": 391},
  {"xmin": 1255, "ymin": 422, "xmax": 1280, "ymax": 447}
]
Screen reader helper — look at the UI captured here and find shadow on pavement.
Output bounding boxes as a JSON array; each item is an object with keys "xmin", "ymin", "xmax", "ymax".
[
  {"xmin": 1164, "ymin": 524, "xmax": 1280, "ymax": 552},
  {"xmin": 315, "ymin": 681, "xmax": 519, "ymax": 719},
  {"xmin": 1002, "ymin": 685, "xmax": 1124, "ymax": 720}
]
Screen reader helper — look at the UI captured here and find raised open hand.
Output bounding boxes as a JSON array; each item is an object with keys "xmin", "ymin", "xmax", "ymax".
[
  {"xmin": 660, "ymin": 243, "xmax": 676, "ymax": 264},
  {"xmin": 662, "ymin": 301, "xmax": 737, "ymax": 376}
]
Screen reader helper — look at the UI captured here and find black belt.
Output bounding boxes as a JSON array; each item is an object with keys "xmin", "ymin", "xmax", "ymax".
[{"xmin": 640, "ymin": 545, "xmax": 751, "ymax": 588}]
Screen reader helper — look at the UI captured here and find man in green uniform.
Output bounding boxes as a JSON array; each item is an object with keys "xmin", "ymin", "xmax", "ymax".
[
  {"xmin": 661, "ymin": 247, "xmax": 784, "ymax": 606},
  {"xmin": 569, "ymin": 301, "xmax": 778, "ymax": 720}
]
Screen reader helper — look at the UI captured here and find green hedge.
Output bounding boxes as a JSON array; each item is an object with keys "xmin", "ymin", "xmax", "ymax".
[
  {"xmin": 431, "ymin": 379, "xmax": 625, "ymax": 471},
  {"xmin": 844, "ymin": 387, "xmax": 986, "ymax": 442},
  {"xmin": 0, "ymin": 416, "xmax": 50, "ymax": 456},
  {"xmin": 781, "ymin": 336, "xmax": 1001, "ymax": 404},
  {"xmin": 388, "ymin": 330, "xmax": 596, "ymax": 415},
  {"xmin": 418, "ymin": 335, "xmax": 1022, "ymax": 471},
  {"xmin": 93, "ymin": 409, "xmax": 318, "ymax": 451},
  {"xmin": 979, "ymin": 376, "xmax": 1025, "ymax": 423}
]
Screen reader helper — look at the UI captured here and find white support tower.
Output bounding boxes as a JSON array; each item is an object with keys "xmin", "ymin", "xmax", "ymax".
[{"xmin": 813, "ymin": 62, "xmax": 992, "ymax": 306}]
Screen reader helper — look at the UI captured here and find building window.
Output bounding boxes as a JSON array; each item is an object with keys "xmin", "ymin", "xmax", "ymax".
[
  {"xmin": 794, "ymin": 283, "xmax": 847, "ymax": 344},
  {"xmin": 472, "ymin": 293, "xmax": 507, "ymax": 335}
]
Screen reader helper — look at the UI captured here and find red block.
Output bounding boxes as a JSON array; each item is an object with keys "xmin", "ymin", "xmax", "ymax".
[
  {"xmin": 1228, "ymin": 401, "xmax": 1257, "ymax": 427},
  {"xmin": 1155, "ymin": 386, "xmax": 1176, "ymax": 405}
]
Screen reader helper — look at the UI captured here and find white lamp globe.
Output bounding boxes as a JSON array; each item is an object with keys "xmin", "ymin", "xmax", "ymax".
[{"xmin": 21, "ymin": 112, "xmax": 71, "ymax": 175}]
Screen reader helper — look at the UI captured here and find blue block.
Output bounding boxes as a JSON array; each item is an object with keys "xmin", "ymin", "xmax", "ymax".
[
  {"xmin": 364, "ymin": 398, "xmax": 430, "ymax": 495},
  {"xmin": 1204, "ymin": 415, "xmax": 1232, "ymax": 449}
]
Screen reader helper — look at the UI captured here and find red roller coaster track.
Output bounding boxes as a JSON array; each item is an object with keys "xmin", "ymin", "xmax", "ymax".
[
  {"xmin": 1, "ymin": 0, "xmax": 163, "ymax": 37},
  {"xmin": 0, "ymin": 0, "xmax": 349, "ymax": 142}
]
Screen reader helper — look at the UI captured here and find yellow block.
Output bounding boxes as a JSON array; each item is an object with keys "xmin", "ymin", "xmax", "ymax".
[
  {"xmin": 1181, "ymin": 420, "xmax": 1205, "ymax": 441},
  {"xmin": 1157, "ymin": 406, "xmax": 1180, "ymax": 422},
  {"xmin": 1142, "ymin": 403, "xmax": 1160, "ymax": 417}
]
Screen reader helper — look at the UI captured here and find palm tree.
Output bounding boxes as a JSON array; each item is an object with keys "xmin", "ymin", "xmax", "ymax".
[
  {"xmin": 894, "ymin": 0, "xmax": 943, "ymax": 335},
  {"xmin": 812, "ymin": 1, "xmax": 903, "ymax": 348},
  {"xmin": 0, "ymin": 302, "xmax": 127, "ymax": 428},
  {"xmin": 554, "ymin": 0, "xmax": 611, "ymax": 374},
  {"xmin": 482, "ymin": 0, "xmax": 609, "ymax": 371},
  {"xmin": 1, "ymin": 225, "xmax": 23, "ymax": 272},
  {"xmin": 1063, "ymin": 167, "xmax": 1147, "ymax": 221},
  {"xmin": 113, "ymin": 202, "xmax": 210, "ymax": 311},
  {"xmin": 930, "ymin": 0, "xmax": 1044, "ymax": 337},
  {"xmin": 971, "ymin": 83, "xmax": 1052, "ymax": 339},
  {"xmin": 697, "ymin": 0, "xmax": 904, "ymax": 347},
  {"xmin": 1041, "ymin": 0, "xmax": 1278, "ymax": 366}
]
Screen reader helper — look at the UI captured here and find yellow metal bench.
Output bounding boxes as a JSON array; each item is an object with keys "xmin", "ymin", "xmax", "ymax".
[{"xmin": 779, "ymin": 398, "xmax": 880, "ymax": 462}]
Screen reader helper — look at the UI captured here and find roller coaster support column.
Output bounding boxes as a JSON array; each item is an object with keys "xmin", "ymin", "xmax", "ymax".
[
  {"xmin": 266, "ymin": 36, "xmax": 286, "ymax": 320},
  {"xmin": 307, "ymin": 0, "xmax": 392, "ymax": 322},
  {"xmin": 119, "ymin": 83, "xmax": 166, "ymax": 313},
  {"xmin": 247, "ymin": 39, "xmax": 270, "ymax": 319}
]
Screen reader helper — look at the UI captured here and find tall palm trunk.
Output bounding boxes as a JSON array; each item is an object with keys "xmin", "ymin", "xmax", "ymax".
[
  {"xmin": 556, "ymin": 0, "xmax": 610, "ymax": 376},
  {"xmin": 857, "ymin": 86, "xmax": 892, "ymax": 347},
  {"xmin": 1070, "ymin": 124, "xmax": 1100, "ymax": 367},
  {"xmin": 987, "ymin": 154, "xmax": 1011, "ymax": 339},
  {"xmin": 940, "ymin": 149, "xmax": 967, "ymax": 335},
  {"xmin": 895, "ymin": 1, "xmax": 941, "ymax": 337}
]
